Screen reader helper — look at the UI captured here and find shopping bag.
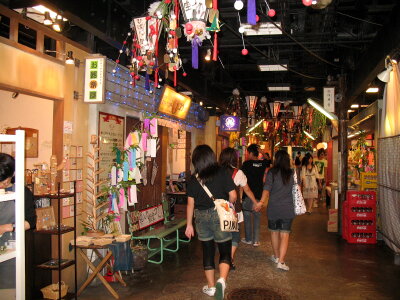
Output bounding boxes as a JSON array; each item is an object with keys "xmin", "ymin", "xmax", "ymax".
[{"xmin": 293, "ymin": 171, "xmax": 306, "ymax": 215}]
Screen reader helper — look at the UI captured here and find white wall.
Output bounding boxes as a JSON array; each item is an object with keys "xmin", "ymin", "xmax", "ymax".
[{"xmin": 0, "ymin": 90, "xmax": 53, "ymax": 169}]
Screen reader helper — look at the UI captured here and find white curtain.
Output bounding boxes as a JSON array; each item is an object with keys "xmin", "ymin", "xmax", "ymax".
[{"xmin": 381, "ymin": 62, "xmax": 400, "ymax": 137}]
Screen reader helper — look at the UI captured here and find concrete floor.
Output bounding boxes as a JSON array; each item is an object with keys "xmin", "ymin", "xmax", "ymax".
[{"xmin": 79, "ymin": 207, "xmax": 400, "ymax": 300}]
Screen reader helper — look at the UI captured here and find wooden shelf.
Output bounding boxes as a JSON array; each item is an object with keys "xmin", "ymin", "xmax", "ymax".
[
  {"xmin": 37, "ymin": 259, "xmax": 75, "ymax": 270},
  {"xmin": 34, "ymin": 192, "xmax": 75, "ymax": 199},
  {"xmin": 35, "ymin": 227, "xmax": 74, "ymax": 235},
  {"xmin": 0, "ymin": 249, "xmax": 16, "ymax": 263},
  {"xmin": 0, "ymin": 192, "xmax": 15, "ymax": 202}
]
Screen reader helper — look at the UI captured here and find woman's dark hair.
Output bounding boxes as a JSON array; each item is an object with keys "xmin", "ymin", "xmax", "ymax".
[
  {"xmin": 317, "ymin": 148, "xmax": 326, "ymax": 158},
  {"xmin": 270, "ymin": 150, "xmax": 292, "ymax": 185},
  {"xmin": 302, "ymin": 153, "xmax": 314, "ymax": 167},
  {"xmin": 219, "ymin": 147, "xmax": 238, "ymax": 170},
  {"xmin": 295, "ymin": 156, "xmax": 301, "ymax": 166},
  {"xmin": 247, "ymin": 144, "xmax": 259, "ymax": 157},
  {"xmin": 0, "ymin": 153, "xmax": 15, "ymax": 182},
  {"xmin": 192, "ymin": 145, "xmax": 219, "ymax": 184}
]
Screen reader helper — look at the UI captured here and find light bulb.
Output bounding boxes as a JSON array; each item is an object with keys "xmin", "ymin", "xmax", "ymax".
[
  {"xmin": 169, "ymin": 53, "xmax": 174, "ymax": 58},
  {"xmin": 234, "ymin": 0, "xmax": 244, "ymax": 10},
  {"xmin": 159, "ymin": 78, "xmax": 162, "ymax": 82},
  {"xmin": 238, "ymin": 26, "xmax": 245, "ymax": 34},
  {"xmin": 173, "ymin": 48, "xmax": 178, "ymax": 53}
]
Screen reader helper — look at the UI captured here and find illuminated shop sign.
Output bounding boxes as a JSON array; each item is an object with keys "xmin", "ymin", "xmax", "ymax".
[
  {"xmin": 84, "ymin": 56, "xmax": 106, "ymax": 103},
  {"xmin": 158, "ymin": 85, "xmax": 191, "ymax": 120},
  {"xmin": 220, "ymin": 115, "xmax": 240, "ymax": 132}
]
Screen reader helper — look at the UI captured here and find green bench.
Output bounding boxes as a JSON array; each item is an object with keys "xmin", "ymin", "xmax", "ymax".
[{"xmin": 131, "ymin": 218, "xmax": 189, "ymax": 264}]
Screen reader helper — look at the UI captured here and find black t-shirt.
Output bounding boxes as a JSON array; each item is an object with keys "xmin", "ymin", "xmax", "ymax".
[
  {"xmin": 187, "ymin": 168, "xmax": 236, "ymax": 210},
  {"xmin": 263, "ymin": 158, "xmax": 272, "ymax": 168},
  {"xmin": 241, "ymin": 159, "xmax": 268, "ymax": 199}
]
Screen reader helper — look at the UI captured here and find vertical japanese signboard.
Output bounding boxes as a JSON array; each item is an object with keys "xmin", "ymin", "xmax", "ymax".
[
  {"xmin": 323, "ymin": 87, "xmax": 335, "ymax": 113},
  {"xmin": 84, "ymin": 56, "xmax": 106, "ymax": 103}
]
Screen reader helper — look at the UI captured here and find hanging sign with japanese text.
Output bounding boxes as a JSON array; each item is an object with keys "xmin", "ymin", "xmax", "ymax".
[
  {"xmin": 84, "ymin": 56, "xmax": 106, "ymax": 103},
  {"xmin": 323, "ymin": 87, "xmax": 335, "ymax": 113}
]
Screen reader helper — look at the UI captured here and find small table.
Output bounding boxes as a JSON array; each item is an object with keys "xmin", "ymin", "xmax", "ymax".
[{"xmin": 76, "ymin": 244, "xmax": 126, "ymax": 299}]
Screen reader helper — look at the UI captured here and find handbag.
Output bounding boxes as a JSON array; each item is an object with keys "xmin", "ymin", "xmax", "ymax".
[
  {"xmin": 231, "ymin": 168, "xmax": 244, "ymax": 223},
  {"xmin": 197, "ymin": 178, "xmax": 239, "ymax": 232},
  {"xmin": 293, "ymin": 170, "xmax": 306, "ymax": 215}
]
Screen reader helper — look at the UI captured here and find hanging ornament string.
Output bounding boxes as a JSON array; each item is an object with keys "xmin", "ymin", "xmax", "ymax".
[
  {"xmin": 112, "ymin": 32, "xmax": 133, "ymax": 74},
  {"xmin": 174, "ymin": 0, "xmax": 180, "ymax": 86},
  {"xmin": 237, "ymin": 12, "xmax": 248, "ymax": 55},
  {"xmin": 212, "ymin": 0, "xmax": 218, "ymax": 61}
]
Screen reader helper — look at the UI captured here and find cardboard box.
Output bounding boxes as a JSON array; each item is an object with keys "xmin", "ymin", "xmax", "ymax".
[
  {"xmin": 327, "ymin": 220, "xmax": 338, "ymax": 232},
  {"xmin": 329, "ymin": 209, "xmax": 338, "ymax": 222}
]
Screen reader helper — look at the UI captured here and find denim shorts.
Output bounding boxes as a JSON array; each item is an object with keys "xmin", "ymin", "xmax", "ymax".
[
  {"xmin": 268, "ymin": 219, "xmax": 293, "ymax": 233},
  {"xmin": 194, "ymin": 208, "xmax": 232, "ymax": 243}
]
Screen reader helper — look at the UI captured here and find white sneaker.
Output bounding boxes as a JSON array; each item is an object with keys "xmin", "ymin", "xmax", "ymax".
[
  {"xmin": 270, "ymin": 255, "xmax": 279, "ymax": 263},
  {"xmin": 202, "ymin": 285, "xmax": 216, "ymax": 296},
  {"xmin": 215, "ymin": 278, "xmax": 226, "ymax": 300},
  {"xmin": 277, "ymin": 262, "xmax": 290, "ymax": 271},
  {"xmin": 241, "ymin": 238, "xmax": 252, "ymax": 245}
]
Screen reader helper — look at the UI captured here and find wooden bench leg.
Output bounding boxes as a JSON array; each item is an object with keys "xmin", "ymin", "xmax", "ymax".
[{"xmin": 78, "ymin": 250, "xmax": 119, "ymax": 299}]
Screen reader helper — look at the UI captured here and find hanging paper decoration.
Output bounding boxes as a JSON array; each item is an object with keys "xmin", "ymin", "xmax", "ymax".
[
  {"xmin": 206, "ymin": 0, "xmax": 220, "ymax": 61},
  {"xmin": 288, "ymin": 119, "xmax": 295, "ymax": 130},
  {"xmin": 292, "ymin": 105, "xmax": 303, "ymax": 119},
  {"xmin": 274, "ymin": 121, "xmax": 281, "ymax": 130},
  {"xmin": 247, "ymin": 0, "xmax": 256, "ymax": 25},
  {"xmin": 180, "ymin": 0, "xmax": 210, "ymax": 69},
  {"xmin": 263, "ymin": 120, "xmax": 269, "ymax": 132},
  {"xmin": 269, "ymin": 102, "xmax": 281, "ymax": 118}
]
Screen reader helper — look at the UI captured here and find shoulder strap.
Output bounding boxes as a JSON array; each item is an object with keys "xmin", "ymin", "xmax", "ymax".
[
  {"xmin": 196, "ymin": 175, "xmax": 216, "ymax": 201},
  {"xmin": 232, "ymin": 168, "xmax": 238, "ymax": 179},
  {"xmin": 293, "ymin": 169, "xmax": 298, "ymax": 184}
]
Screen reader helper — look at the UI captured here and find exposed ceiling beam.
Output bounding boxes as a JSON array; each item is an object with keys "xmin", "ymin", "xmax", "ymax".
[{"xmin": 346, "ymin": 3, "xmax": 400, "ymax": 103}]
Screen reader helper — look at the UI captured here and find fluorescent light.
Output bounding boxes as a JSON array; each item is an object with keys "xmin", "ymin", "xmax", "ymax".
[
  {"xmin": 248, "ymin": 119, "xmax": 264, "ymax": 133},
  {"xmin": 350, "ymin": 104, "xmax": 359, "ymax": 109},
  {"xmin": 347, "ymin": 109, "xmax": 355, "ymax": 113},
  {"xmin": 366, "ymin": 87, "xmax": 379, "ymax": 93},
  {"xmin": 275, "ymin": 140, "xmax": 282, "ymax": 147},
  {"xmin": 242, "ymin": 22, "xmax": 282, "ymax": 36},
  {"xmin": 307, "ymin": 98, "xmax": 338, "ymax": 121},
  {"xmin": 268, "ymin": 86, "xmax": 291, "ymax": 91},
  {"xmin": 348, "ymin": 131, "xmax": 362, "ymax": 138},
  {"xmin": 258, "ymin": 64, "xmax": 288, "ymax": 71},
  {"xmin": 303, "ymin": 130, "xmax": 316, "ymax": 140}
]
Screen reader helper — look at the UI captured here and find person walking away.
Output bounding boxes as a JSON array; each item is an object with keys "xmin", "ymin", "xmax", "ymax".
[
  {"xmin": 185, "ymin": 145, "xmax": 236, "ymax": 300},
  {"xmin": 314, "ymin": 149, "xmax": 328, "ymax": 207},
  {"xmin": 241, "ymin": 144, "xmax": 268, "ymax": 247},
  {"xmin": 219, "ymin": 147, "xmax": 260, "ymax": 270},
  {"xmin": 263, "ymin": 152, "xmax": 272, "ymax": 169},
  {"xmin": 260, "ymin": 150, "xmax": 295, "ymax": 271},
  {"xmin": 301, "ymin": 154, "xmax": 318, "ymax": 214}
]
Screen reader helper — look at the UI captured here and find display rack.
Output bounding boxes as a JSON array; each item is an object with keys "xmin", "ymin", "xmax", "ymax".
[
  {"xmin": 343, "ymin": 191, "xmax": 377, "ymax": 244},
  {"xmin": 34, "ymin": 182, "xmax": 77, "ymax": 299},
  {"xmin": 0, "ymin": 130, "xmax": 25, "ymax": 300}
]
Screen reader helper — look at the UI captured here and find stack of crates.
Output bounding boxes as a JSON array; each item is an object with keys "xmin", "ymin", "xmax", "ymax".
[{"xmin": 342, "ymin": 191, "xmax": 377, "ymax": 244}]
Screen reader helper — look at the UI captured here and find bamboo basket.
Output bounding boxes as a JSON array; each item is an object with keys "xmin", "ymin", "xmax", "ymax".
[{"xmin": 40, "ymin": 281, "xmax": 68, "ymax": 299}]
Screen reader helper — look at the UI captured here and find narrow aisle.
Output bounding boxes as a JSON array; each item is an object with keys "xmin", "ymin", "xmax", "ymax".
[{"xmin": 79, "ymin": 208, "xmax": 400, "ymax": 300}]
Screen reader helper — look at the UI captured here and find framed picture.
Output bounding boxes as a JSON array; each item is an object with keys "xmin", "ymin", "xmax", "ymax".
[{"xmin": 1, "ymin": 127, "xmax": 39, "ymax": 158}]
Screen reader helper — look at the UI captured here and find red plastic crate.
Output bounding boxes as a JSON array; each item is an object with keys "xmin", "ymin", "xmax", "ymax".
[
  {"xmin": 347, "ymin": 191, "xmax": 376, "ymax": 204},
  {"xmin": 346, "ymin": 207, "xmax": 376, "ymax": 219},
  {"xmin": 346, "ymin": 231, "xmax": 377, "ymax": 244},
  {"xmin": 348, "ymin": 221, "xmax": 375, "ymax": 232}
]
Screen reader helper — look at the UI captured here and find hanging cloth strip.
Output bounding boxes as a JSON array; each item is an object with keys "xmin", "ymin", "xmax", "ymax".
[
  {"xmin": 192, "ymin": 37, "xmax": 202, "ymax": 69},
  {"xmin": 247, "ymin": 0, "xmax": 256, "ymax": 25}
]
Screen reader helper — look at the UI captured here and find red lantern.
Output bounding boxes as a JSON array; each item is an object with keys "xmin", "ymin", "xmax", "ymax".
[
  {"xmin": 302, "ymin": 0, "xmax": 312, "ymax": 6},
  {"xmin": 242, "ymin": 48, "xmax": 248, "ymax": 55}
]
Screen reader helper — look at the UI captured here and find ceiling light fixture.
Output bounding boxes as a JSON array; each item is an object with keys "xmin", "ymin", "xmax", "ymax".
[
  {"xmin": 43, "ymin": 11, "xmax": 53, "ymax": 25},
  {"xmin": 268, "ymin": 85, "xmax": 290, "ymax": 91},
  {"xmin": 45, "ymin": 50, "xmax": 75, "ymax": 65},
  {"xmin": 303, "ymin": 130, "xmax": 316, "ymax": 140},
  {"xmin": 348, "ymin": 131, "xmax": 363, "ymax": 139},
  {"xmin": 307, "ymin": 98, "xmax": 338, "ymax": 120},
  {"xmin": 347, "ymin": 109, "xmax": 355, "ymax": 113},
  {"xmin": 350, "ymin": 104, "xmax": 360, "ymax": 109},
  {"xmin": 258, "ymin": 64, "xmax": 287, "ymax": 71},
  {"xmin": 52, "ymin": 18, "xmax": 62, "ymax": 32},
  {"xmin": 365, "ymin": 87, "xmax": 379, "ymax": 93}
]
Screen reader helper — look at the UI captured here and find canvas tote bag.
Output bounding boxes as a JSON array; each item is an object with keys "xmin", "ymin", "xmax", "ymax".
[
  {"xmin": 197, "ymin": 178, "xmax": 239, "ymax": 232},
  {"xmin": 293, "ymin": 170, "xmax": 307, "ymax": 215}
]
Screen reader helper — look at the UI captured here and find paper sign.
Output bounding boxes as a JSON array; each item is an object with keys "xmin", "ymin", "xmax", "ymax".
[
  {"xmin": 139, "ymin": 204, "xmax": 164, "ymax": 229},
  {"xmin": 84, "ymin": 56, "xmax": 106, "ymax": 103}
]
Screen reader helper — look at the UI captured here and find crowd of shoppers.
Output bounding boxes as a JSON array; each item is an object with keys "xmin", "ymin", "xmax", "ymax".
[{"xmin": 185, "ymin": 143, "xmax": 322, "ymax": 299}]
